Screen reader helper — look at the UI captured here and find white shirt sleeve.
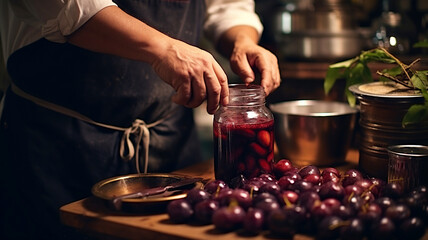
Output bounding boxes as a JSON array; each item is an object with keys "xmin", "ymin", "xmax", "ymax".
[
  {"xmin": 0, "ymin": 0, "xmax": 116, "ymax": 59},
  {"xmin": 45, "ymin": 0, "xmax": 117, "ymax": 42},
  {"xmin": 204, "ymin": 0, "xmax": 263, "ymax": 44},
  {"xmin": 9, "ymin": 0, "xmax": 116, "ymax": 43}
]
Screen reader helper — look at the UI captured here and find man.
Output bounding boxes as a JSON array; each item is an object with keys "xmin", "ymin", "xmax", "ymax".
[{"xmin": 0, "ymin": 0, "xmax": 280, "ymax": 239}]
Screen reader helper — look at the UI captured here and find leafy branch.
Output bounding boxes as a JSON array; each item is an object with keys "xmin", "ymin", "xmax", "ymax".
[{"xmin": 324, "ymin": 47, "xmax": 428, "ymax": 127}]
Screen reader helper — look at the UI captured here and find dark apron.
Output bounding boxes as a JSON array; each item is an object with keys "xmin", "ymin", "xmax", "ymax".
[{"xmin": 0, "ymin": 0, "xmax": 206, "ymax": 239}]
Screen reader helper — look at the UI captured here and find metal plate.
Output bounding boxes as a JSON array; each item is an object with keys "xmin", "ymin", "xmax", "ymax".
[{"xmin": 92, "ymin": 173, "xmax": 203, "ymax": 212}]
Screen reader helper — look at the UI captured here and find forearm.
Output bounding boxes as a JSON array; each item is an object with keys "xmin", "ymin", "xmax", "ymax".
[
  {"xmin": 68, "ymin": 5, "xmax": 228, "ymax": 114},
  {"xmin": 67, "ymin": 5, "xmax": 167, "ymax": 65},
  {"xmin": 216, "ymin": 25, "xmax": 260, "ymax": 58}
]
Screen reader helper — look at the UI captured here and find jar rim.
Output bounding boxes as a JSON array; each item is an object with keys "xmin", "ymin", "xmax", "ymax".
[
  {"xmin": 226, "ymin": 84, "xmax": 265, "ymax": 106},
  {"xmin": 229, "ymin": 83, "xmax": 264, "ymax": 92}
]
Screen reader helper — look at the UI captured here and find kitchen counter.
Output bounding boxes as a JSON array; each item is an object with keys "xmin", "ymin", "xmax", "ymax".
[{"xmin": 61, "ymin": 150, "xmax": 362, "ymax": 240}]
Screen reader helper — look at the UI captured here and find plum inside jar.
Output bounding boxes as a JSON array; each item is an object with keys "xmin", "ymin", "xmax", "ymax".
[
  {"xmin": 214, "ymin": 120, "xmax": 274, "ymax": 183},
  {"xmin": 213, "ymin": 84, "xmax": 274, "ymax": 184}
]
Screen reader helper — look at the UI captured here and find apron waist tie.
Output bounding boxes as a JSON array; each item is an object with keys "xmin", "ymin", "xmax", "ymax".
[{"xmin": 10, "ymin": 83, "xmax": 167, "ymax": 174}]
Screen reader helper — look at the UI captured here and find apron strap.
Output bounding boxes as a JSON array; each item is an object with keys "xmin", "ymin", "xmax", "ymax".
[
  {"xmin": 120, "ymin": 118, "xmax": 164, "ymax": 173},
  {"xmin": 10, "ymin": 83, "xmax": 167, "ymax": 174}
]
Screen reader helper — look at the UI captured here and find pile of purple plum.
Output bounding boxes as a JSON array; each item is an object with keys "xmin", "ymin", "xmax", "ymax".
[{"xmin": 167, "ymin": 159, "xmax": 428, "ymax": 239}]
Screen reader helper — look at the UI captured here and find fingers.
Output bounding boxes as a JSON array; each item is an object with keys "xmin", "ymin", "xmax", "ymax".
[
  {"xmin": 189, "ymin": 76, "xmax": 207, "ymax": 108},
  {"xmin": 203, "ymin": 72, "xmax": 221, "ymax": 114},
  {"xmin": 230, "ymin": 46, "xmax": 281, "ymax": 95},
  {"xmin": 171, "ymin": 80, "xmax": 191, "ymax": 106},
  {"xmin": 171, "ymin": 58, "xmax": 228, "ymax": 115},
  {"xmin": 259, "ymin": 55, "xmax": 281, "ymax": 95},
  {"xmin": 186, "ymin": 74, "xmax": 207, "ymax": 109},
  {"xmin": 171, "ymin": 73, "xmax": 207, "ymax": 109},
  {"xmin": 230, "ymin": 53, "xmax": 255, "ymax": 85},
  {"xmin": 212, "ymin": 61, "xmax": 229, "ymax": 107}
]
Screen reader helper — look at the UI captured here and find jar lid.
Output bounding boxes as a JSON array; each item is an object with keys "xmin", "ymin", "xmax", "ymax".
[{"xmin": 349, "ymin": 82, "xmax": 423, "ymax": 98}]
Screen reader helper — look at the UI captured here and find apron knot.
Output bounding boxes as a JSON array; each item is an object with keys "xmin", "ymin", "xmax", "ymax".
[{"xmin": 120, "ymin": 119, "xmax": 150, "ymax": 173}]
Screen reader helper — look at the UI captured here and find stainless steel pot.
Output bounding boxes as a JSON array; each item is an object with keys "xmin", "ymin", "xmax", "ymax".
[
  {"xmin": 270, "ymin": 0, "xmax": 364, "ymax": 61},
  {"xmin": 275, "ymin": 30, "xmax": 364, "ymax": 61}
]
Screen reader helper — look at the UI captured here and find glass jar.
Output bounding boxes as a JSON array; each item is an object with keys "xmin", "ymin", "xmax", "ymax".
[{"xmin": 213, "ymin": 84, "xmax": 275, "ymax": 184}]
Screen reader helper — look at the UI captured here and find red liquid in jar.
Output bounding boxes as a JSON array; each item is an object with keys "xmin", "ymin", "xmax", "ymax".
[{"xmin": 213, "ymin": 119, "xmax": 274, "ymax": 183}]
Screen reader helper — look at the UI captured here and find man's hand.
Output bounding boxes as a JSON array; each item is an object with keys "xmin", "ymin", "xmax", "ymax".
[
  {"xmin": 151, "ymin": 38, "xmax": 229, "ymax": 114},
  {"xmin": 68, "ymin": 6, "xmax": 229, "ymax": 114},
  {"xmin": 230, "ymin": 37, "xmax": 281, "ymax": 95},
  {"xmin": 217, "ymin": 26, "xmax": 281, "ymax": 95}
]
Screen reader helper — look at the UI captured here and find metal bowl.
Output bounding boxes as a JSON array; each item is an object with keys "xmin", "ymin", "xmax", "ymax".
[
  {"xmin": 270, "ymin": 100, "xmax": 358, "ymax": 167},
  {"xmin": 92, "ymin": 173, "xmax": 203, "ymax": 213}
]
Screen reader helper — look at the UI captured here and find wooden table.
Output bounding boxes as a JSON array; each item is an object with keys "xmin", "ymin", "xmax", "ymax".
[{"xmin": 60, "ymin": 150, "xmax": 365, "ymax": 240}]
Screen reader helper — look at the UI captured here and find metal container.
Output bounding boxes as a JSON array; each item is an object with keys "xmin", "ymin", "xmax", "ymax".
[
  {"xmin": 387, "ymin": 145, "xmax": 428, "ymax": 192},
  {"xmin": 270, "ymin": 100, "xmax": 358, "ymax": 167},
  {"xmin": 270, "ymin": 0, "xmax": 364, "ymax": 61},
  {"xmin": 350, "ymin": 82, "xmax": 428, "ymax": 180},
  {"xmin": 274, "ymin": 31, "xmax": 364, "ymax": 61},
  {"xmin": 91, "ymin": 173, "xmax": 203, "ymax": 213}
]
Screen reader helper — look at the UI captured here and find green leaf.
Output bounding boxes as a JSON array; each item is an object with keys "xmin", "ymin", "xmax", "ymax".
[
  {"xmin": 422, "ymin": 90, "xmax": 428, "ymax": 102},
  {"xmin": 361, "ymin": 49, "xmax": 396, "ymax": 64},
  {"xmin": 348, "ymin": 62, "xmax": 367, "ymax": 85},
  {"xmin": 381, "ymin": 66, "xmax": 403, "ymax": 77},
  {"xmin": 324, "ymin": 47, "xmax": 428, "ymax": 127},
  {"xmin": 343, "ymin": 63, "xmax": 368, "ymax": 106},
  {"xmin": 345, "ymin": 89, "xmax": 356, "ymax": 107},
  {"xmin": 413, "ymin": 40, "xmax": 428, "ymax": 48},
  {"xmin": 362, "ymin": 63, "xmax": 373, "ymax": 83},
  {"xmin": 416, "ymin": 71, "xmax": 428, "ymax": 86},
  {"xmin": 402, "ymin": 104, "xmax": 428, "ymax": 127},
  {"xmin": 324, "ymin": 67, "xmax": 344, "ymax": 94},
  {"xmin": 329, "ymin": 58, "xmax": 357, "ymax": 69},
  {"xmin": 411, "ymin": 71, "xmax": 428, "ymax": 90}
]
